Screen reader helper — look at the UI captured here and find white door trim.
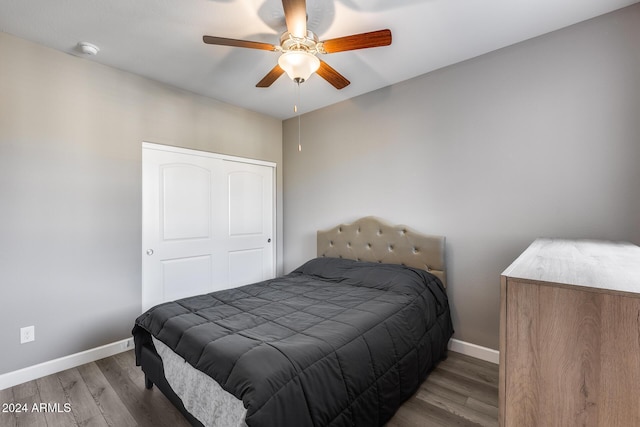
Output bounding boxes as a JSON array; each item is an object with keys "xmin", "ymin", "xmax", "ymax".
[{"xmin": 142, "ymin": 142, "xmax": 276, "ymax": 168}]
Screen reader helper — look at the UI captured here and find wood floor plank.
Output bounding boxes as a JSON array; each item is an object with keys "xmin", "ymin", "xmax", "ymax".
[
  {"xmin": 417, "ymin": 387, "xmax": 498, "ymax": 427},
  {"xmin": 12, "ymin": 381, "xmax": 39, "ymax": 400},
  {"xmin": 78, "ymin": 361, "xmax": 137, "ymax": 427},
  {"xmin": 387, "ymin": 396, "xmax": 481, "ymax": 427},
  {"xmin": 415, "ymin": 353, "xmax": 499, "ymax": 426},
  {"xmin": 0, "ymin": 387, "xmax": 18, "ymax": 427},
  {"xmin": 465, "ymin": 397, "xmax": 499, "ymax": 419},
  {"xmin": 386, "ymin": 352, "xmax": 498, "ymax": 427},
  {"xmin": 95, "ymin": 355, "xmax": 190, "ymax": 427},
  {"xmin": 11, "ymin": 381, "xmax": 48, "ymax": 427},
  {"xmin": 58, "ymin": 367, "xmax": 109, "ymax": 427},
  {"xmin": 438, "ymin": 353, "xmax": 499, "ymax": 388},
  {"xmin": 111, "ymin": 350, "xmax": 144, "ymax": 384},
  {"xmin": 419, "ymin": 380, "xmax": 469, "ymax": 406},
  {"xmin": 35, "ymin": 374, "xmax": 77, "ymax": 427},
  {"xmin": 427, "ymin": 369, "xmax": 499, "ymax": 407}
]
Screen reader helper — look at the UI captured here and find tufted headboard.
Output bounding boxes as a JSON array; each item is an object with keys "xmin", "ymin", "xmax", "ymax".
[{"xmin": 317, "ymin": 216, "xmax": 447, "ymax": 287}]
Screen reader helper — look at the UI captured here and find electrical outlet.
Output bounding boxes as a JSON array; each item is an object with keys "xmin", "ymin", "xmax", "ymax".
[{"xmin": 20, "ymin": 326, "xmax": 35, "ymax": 344}]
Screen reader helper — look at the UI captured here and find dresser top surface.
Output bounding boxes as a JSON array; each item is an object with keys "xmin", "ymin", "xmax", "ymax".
[{"xmin": 502, "ymin": 238, "xmax": 640, "ymax": 294}]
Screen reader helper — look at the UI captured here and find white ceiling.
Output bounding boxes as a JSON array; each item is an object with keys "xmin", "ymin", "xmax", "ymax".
[{"xmin": 1, "ymin": 0, "xmax": 637, "ymax": 119}]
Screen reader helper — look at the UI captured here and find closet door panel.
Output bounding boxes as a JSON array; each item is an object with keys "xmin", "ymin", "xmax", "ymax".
[
  {"xmin": 228, "ymin": 249, "xmax": 264, "ymax": 287},
  {"xmin": 161, "ymin": 255, "xmax": 212, "ymax": 301},
  {"xmin": 228, "ymin": 170, "xmax": 264, "ymax": 236},
  {"xmin": 224, "ymin": 160, "xmax": 274, "ymax": 288},
  {"xmin": 142, "ymin": 144, "xmax": 275, "ymax": 311},
  {"xmin": 161, "ymin": 164, "xmax": 211, "ymax": 241}
]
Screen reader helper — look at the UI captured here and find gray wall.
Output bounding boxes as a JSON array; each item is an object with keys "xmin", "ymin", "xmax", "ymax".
[
  {"xmin": 0, "ymin": 31, "xmax": 282, "ymax": 375},
  {"xmin": 283, "ymin": 5, "xmax": 640, "ymax": 350}
]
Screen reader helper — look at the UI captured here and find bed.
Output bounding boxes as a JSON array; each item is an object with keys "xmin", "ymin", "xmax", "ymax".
[{"xmin": 133, "ymin": 216, "xmax": 453, "ymax": 427}]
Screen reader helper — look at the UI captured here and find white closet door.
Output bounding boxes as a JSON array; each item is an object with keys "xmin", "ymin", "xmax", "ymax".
[
  {"xmin": 142, "ymin": 144, "xmax": 275, "ymax": 312},
  {"xmin": 223, "ymin": 160, "xmax": 274, "ymax": 287}
]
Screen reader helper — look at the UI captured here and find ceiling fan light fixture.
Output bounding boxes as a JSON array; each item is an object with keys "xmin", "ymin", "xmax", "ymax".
[{"xmin": 278, "ymin": 51, "xmax": 320, "ymax": 83}]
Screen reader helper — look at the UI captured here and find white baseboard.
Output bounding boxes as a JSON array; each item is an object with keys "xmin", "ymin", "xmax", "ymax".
[
  {"xmin": 0, "ymin": 338, "xmax": 134, "ymax": 391},
  {"xmin": 448, "ymin": 338, "xmax": 499, "ymax": 365}
]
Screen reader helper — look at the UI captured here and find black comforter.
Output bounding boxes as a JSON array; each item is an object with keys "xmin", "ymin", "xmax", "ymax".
[{"xmin": 133, "ymin": 257, "xmax": 453, "ymax": 427}]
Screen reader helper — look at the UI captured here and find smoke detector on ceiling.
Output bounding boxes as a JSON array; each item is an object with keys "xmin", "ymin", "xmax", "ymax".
[{"xmin": 77, "ymin": 42, "xmax": 100, "ymax": 56}]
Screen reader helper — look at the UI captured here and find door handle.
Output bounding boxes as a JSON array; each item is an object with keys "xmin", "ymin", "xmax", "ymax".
[
  {"xmin": 267, "ymin": 238, "xmax": 271, "ymax": 243},
  {"xmin": 146, "ymin": 249, "xmax": 154, "ymax": 256}
]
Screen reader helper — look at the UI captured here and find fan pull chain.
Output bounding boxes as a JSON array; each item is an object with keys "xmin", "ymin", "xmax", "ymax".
[
  {"xmin": 298, "ymin": 115, "xmax": 302, "ymax": 152},
  {"xmin": 295, "ymin": 81, "xmax": 302, "ymax": 152}
]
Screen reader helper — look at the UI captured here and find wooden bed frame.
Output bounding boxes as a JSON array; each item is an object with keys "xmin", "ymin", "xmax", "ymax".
[{"xmin": 137, "ymin": 216, "xmax": 447, "ymax": 426}]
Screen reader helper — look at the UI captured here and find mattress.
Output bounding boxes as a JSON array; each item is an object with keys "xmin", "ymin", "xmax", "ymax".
[{"xmin": 133, "ymin": 257, "xmax": 453, "ymax": 427}]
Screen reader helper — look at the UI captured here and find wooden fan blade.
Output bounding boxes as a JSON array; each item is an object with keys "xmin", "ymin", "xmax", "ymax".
[
  {"xmin": 316, "ymin": 60, "xmax": 350, "ymax": 90},
  {"xmin": 203, "ymin": 35, "xmax": 276, "ymax": 51},
  {"xmin": 282, "ymin": 0, "xmax": 307, "ymax": 38},
  {"xmin": 256, "ymin": 65, "xmax": 285, "ymax": 88},
  {"xmin": 321, "ymin": 29, "xmax": 392, "ymax": 53}
]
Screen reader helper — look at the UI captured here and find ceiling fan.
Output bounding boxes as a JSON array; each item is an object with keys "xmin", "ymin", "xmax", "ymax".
[{"xmin": 202, "ymin": 0, "xmax": 392, "ymax": 90}]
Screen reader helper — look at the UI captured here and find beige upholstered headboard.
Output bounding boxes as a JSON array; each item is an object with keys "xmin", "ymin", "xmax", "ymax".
[{"xmin": 317, "ymin": 216, "xmax": 447, "ymax": 287}]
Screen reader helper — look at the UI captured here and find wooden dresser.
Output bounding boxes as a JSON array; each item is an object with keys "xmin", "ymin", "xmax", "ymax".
[{"xmin": 499, "ymin": 239, "xmax": 640, "ymax": 426}]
